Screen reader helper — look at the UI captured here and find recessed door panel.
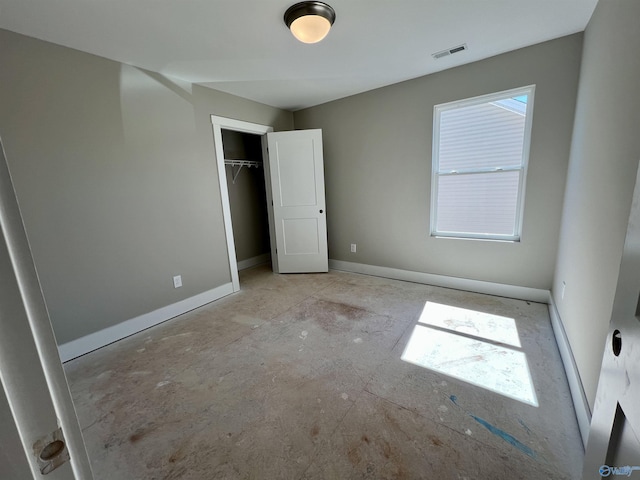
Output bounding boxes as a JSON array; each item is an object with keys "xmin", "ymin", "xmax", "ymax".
[
  {"xmin": 276, "ymin": 139, "xmax": 318, "ymax": 207},
  {"xmin": 282, "ymin": 218, "xmax": 320, "ymax": 255}
]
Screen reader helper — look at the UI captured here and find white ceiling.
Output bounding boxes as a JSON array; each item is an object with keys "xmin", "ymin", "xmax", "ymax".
[{"xmin": 0, "ymin": 0, "xmax": 597, "ymax": 111}]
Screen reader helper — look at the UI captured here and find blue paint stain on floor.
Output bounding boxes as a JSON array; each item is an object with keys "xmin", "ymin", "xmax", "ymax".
[
  {"xmin": 448, "ymin": 394, "xmax": 538, "ymax": 460},
  {"xmin": 518, "ymin": 418, "xmax": 532, "ymax": 435},
  {"xmin": 471, "ymin": 415, "xmax": 537, "ymax": 459}
]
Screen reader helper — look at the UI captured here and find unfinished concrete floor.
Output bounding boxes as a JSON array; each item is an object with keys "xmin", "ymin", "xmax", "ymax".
[{"xmin": 64, "ymin": 265, "xmax": 583, "ymax": 479}]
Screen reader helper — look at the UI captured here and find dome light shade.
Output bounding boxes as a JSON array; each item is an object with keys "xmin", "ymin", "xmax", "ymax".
[{"xmin": 284, "ymin": 2, "xmax": 336, "ymax": 44}]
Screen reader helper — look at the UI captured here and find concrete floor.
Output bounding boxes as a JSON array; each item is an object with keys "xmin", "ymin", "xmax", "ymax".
[{"xmin": 64, "ymin": 265, "xmax": 584, "ymax": 479}]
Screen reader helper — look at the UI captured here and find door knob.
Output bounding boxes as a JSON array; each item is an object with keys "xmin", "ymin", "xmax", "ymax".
[{"xmin": 319, "ymin": 209, "xmax": 324, "ymax": 213}]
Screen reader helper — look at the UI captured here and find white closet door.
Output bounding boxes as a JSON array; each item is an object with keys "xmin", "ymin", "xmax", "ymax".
[{"xmin": 266, "ymin": 129, "xmax": 328, "ymax": 273}]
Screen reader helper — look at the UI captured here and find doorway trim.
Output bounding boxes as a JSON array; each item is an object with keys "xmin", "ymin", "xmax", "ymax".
[{"xmin": 211, "ymin": 116, "xmax": 273, "ymax": 292}]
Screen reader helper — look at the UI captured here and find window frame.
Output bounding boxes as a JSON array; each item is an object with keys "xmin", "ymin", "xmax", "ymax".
[{"xmin": 430, "ymin": 85, "xmax": 536, "ymax": 242}]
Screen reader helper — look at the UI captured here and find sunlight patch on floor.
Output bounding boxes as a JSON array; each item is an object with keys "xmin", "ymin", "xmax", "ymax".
[
  {"xmin": 417, "ymin": 301, "xmax": 521, "ymax": 347},
  {"xmin": 401, "ymin": 302, "xmax": 538, "ymax": 407}
]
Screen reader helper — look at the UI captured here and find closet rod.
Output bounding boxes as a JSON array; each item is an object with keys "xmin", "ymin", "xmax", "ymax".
[{"xmin": 224, "ymin": 159, "xmax": 262, "ymax": 184}]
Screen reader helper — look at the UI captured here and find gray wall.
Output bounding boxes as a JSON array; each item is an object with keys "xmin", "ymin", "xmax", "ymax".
[
  {"xmin": 226, "ymin": 165, "xmax": 271, "ymax": 262},
  {"xmin": 294, "ymin": 34, "xmax": 583, "ymax": 290},
  {"xmin": 0, "ymin": 29, "xmax": 293, "ymax": 344},
  {"xmin": 552, "ymin": 0, "xmax": 640, "ymax": 410}
]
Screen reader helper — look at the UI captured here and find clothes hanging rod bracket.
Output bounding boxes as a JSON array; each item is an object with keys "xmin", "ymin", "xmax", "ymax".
[{"xmin": 224, "ymin": 159, "xmax": 262, "ymax": 184}]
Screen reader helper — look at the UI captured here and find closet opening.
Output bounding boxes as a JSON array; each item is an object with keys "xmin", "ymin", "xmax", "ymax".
[{"xmin": 221, "ymin": 129, "xmax": 272, "ymax": 276}]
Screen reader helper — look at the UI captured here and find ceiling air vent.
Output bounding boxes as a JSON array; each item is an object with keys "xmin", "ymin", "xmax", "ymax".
[{"xmin": 432, "ymin": 43, "xmax": 467, "ymax": 59}]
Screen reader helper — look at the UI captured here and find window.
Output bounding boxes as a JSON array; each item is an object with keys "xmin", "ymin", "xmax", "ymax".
[{"xmin": 430, "ymin": 86, "xmax": 535, "ymax": 241}]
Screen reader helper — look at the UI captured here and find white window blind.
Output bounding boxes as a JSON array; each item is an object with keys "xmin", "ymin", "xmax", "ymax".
[{"xmin": 431, "ymin": 86, "xmax": 535, "ymax": 241}]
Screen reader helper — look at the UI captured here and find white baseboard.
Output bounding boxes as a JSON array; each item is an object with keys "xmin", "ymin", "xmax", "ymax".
[
  {"xmin": 58, "ymin": 283, "xmax": 234, "ymax": 362},
  {"xmin": 548, "ymin": 294, "xmax": 591, "ymax": 448},
  {"xmin": 237, "ymin": 253, "xmax": 271, "ymax": 271},
  {"xmin": 329, "ymin": 260, "xmax": 550, "ymax": 303}
]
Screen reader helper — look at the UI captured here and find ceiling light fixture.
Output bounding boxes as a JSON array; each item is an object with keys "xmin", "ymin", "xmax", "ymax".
[{"xmin": 284, "ymin": 1, "xmax": 336, "ymax": 44}]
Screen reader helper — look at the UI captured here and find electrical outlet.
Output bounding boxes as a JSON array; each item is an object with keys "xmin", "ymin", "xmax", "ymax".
[
  {"xmin": 350, "ymin": 243, "xmax": 357, "ymax": 253},
  {"xmin": 173, "ymin": 275, "xmax": 182, "ymax": 288},
  {"xmin": 561, "ymin": 281, "xmax": 566, "ymax": 300}
]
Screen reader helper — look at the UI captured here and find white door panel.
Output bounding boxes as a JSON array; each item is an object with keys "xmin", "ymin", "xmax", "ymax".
[
  {"xmin": 267, "ymin": 130, "xmax": 328, "ymax": 273},
  {"xmin": 583, "ymin": 163, "xmax": 640, "ymax": 477},
  {"xmin": 276, "ymin": 138, "xmax": 319, "ymax": 206},
  {"xmin": 283, "ymin": 218, "xmax": 320, "ymax": 255}
]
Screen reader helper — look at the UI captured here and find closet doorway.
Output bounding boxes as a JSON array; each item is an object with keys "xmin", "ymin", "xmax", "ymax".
[
  {"xmin": 211, "ymin": 116, "xmax": 273, "ymax": 292},
  {"xmin": 212, "ymin": 116, "xmax": 329, "ymax": 292}
]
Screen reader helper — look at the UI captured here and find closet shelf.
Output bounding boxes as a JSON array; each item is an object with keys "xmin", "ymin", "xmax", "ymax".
[
  {"xmin": 224, "ymin": 159, "xmax": 262, "ymax": 184},
  {"xmin": 224, "ymin": 159, "xmax": 261, "ymax": 167}
]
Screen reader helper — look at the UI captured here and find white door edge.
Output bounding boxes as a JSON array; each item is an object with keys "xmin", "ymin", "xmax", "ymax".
[
  {"xmin": 1, "ymin": 139, "xmax": 94, "ymax": 478},
  {"xmin": 210, "ymin": 116, "xmax": 273, "ymax": 292}
]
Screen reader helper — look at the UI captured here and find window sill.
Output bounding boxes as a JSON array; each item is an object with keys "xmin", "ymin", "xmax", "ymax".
[{"xmin": 431, "ymin": 235, "xmax": 520, "ymax": 243}]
